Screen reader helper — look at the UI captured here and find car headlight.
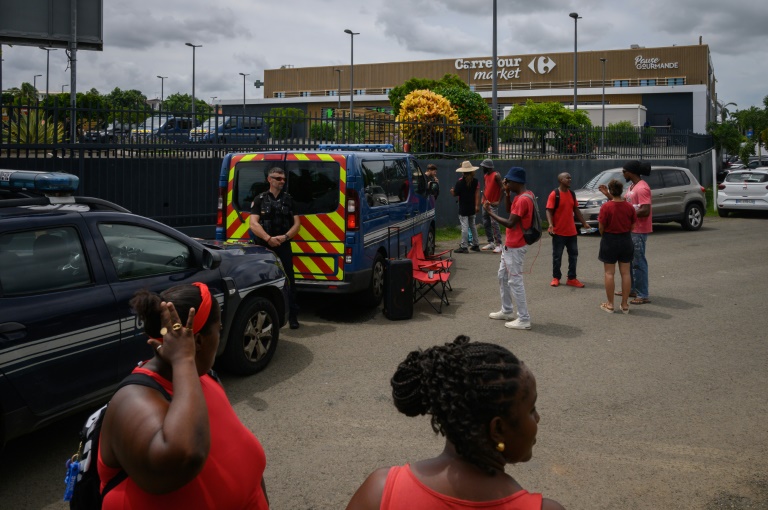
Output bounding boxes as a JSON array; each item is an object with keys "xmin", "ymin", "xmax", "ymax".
[{"xmin": 585, "ymin": 198, "xmax": 607, "ymax": 208}]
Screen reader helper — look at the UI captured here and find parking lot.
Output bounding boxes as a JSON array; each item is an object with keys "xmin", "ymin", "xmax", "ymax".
[{"xmin": 1, "ymin": 215, "xmax": 767, "ymax": 509}]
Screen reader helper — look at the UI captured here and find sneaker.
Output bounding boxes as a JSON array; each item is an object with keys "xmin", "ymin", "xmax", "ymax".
[
  {"xmin": 289, "ymin": 317, "xmax": 300, "ymax": 330},
  {"xmin": 505, "ymin": 318, "xmax": 532, "ymax": 330},
  {"xmin": 566, "ymin": 278, "xmax": 585, "ymax": 288},
  {"xmin": 455, "ymin": 247, "xmax": 469, "ymax": 253},
  {"xmin": 489, "ymin": 310, "xmax": 516, "ymax": 321},
  {"xmin": 481, "ymin": 242, "xmax": 495, "ymax": 251},
  {"xmin": 470, "ymin": 245, "xmax": 481, "ymax": 252},
  {"xmin": 550, "ymin": 278, "xmax": 560, "ymax": 287},
  {"xmin": 492, "ymin": 245, "xmax": 502, "ymax": 253}
]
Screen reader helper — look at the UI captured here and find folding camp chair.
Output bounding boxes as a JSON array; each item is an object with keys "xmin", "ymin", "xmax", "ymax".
[
  {"xmin": 409, "ymin": 232, "xmax": 453, "ymax": 271},
  {"xmin": 410, "ymin": 260, "xmax": 451, "ymax": 314}
]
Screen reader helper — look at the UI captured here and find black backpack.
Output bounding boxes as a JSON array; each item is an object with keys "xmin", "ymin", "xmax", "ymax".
[
  {"xmin": 520, "ymin": 193, "xmax": 543, "ymax": 245},
  {"xmin": 64, "ymin": 373, "xmax": 171, "ymax": 509}
]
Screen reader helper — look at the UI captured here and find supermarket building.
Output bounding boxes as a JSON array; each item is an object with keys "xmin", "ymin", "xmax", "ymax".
[{"xmin": 225, "ymin": 43, "xmax": 717, "ymax": 134}]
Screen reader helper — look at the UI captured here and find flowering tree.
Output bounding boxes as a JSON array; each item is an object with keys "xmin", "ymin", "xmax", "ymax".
[{"xmin": 396, "ymin": 90, "xmax": 461, "ymax": 153}]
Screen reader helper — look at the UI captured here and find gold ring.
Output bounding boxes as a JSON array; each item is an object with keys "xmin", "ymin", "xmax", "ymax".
[
  {"xmin": 156, "ymin": 344, "xmax": 163, "ymax": 352},
  {"xmin": 172, "ymin": 323, "xmax": 183, "ymax": 331},
  {"xmin": 160, "ymin": 327, "xmax": 168, "ymax": 336}
]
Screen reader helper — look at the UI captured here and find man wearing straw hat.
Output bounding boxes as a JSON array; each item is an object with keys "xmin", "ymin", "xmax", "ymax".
[{"xmin": 450, "ymin": 161, "xmax": 481, "ymax": 253}]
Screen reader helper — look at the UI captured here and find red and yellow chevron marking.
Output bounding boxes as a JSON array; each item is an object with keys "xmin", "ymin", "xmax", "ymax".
[{"xmin": 224, "ymin": 152, "xmax": 349, "ymax": 282}]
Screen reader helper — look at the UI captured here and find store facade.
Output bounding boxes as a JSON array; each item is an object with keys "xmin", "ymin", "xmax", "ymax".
[{"xmin": 224, "ymin": 44, "xmax": 716, "ymax": 134}]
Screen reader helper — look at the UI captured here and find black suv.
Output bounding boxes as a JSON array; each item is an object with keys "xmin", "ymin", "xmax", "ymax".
[{"xmin": 0, "ymin": 171, "xmax": 289, "ymax": 447}]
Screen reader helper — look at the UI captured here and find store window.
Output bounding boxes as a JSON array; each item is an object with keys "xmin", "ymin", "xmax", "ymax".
[
  {"xmin": 274, "ymin": 92, "xmax": 285, "ymax": 98},
  {"xmin": 667, "ymin": 78, "xmax": 685, "ymax": 85},
  {"xmin": 613, "ymin": 80, "xmax": 630, "ymax": 87},
  {"xmin": 640, "ymin": 79, "xmax": 657, "ymax": 86},
  {"xmin": 300, "ymin": 91, "xmax": 311, "ymax": 97}
]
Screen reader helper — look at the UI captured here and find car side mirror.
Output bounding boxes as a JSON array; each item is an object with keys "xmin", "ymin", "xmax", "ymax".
[{"xmin": 202, "ymin": 248, "xmax": 221, "ymax": 270}]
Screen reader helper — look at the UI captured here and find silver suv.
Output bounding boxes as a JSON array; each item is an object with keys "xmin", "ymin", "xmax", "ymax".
[{"xmin": 575, "ymin": 166, "xmax": 707, "ymax": 231}]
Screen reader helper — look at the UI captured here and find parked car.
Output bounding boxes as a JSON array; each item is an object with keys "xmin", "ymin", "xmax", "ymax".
[
  {"xmin": 716, "ymin": 168, "xmax": 768, "ymax": 216},
  {"xmin": 0, "ymin": 170, "xmax": 289, "ymax": 447},
  {"xmin": 130, "ymin": 115, "xmax": 197, "ymax": 143},
  {"xmin": 83, "ymin": 120, "xmax": 135, "ymax": 143},
  {"xmin": 575, "ymin": 165, "xmax": 707, "ymax": 231},
  {"xmin": 189, "ymin": 115, "xmax": 267, "ymax": 143}
]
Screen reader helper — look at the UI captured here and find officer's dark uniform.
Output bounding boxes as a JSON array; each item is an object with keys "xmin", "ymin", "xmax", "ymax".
[{"xmin": 251, "ymin": 190, "xmax": 299, "ymax": 326}]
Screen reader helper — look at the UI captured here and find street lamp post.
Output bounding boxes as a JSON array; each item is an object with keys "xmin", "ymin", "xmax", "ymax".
[
  {"xmin": 211, "ymin": 96, "xmax": 217, "ymax": 105},
  {"xmin": 185, "ymin": 43, "xmax": 202, "ymax": 119},
  {"xmin": 157, "ymin": 75, "xmax": 167, "ymax": 106},
  {"xmin": 61, "ymin": 84, "xmax": 68, "ymax": 93},
  {"xmin": 343, "ymin": 29, "xmax": 359, "ymax": 122},
  {"xmin": 239, "ymin": 72, "xmax": 249, "ymax": 114},
  {"xmin": 334, "ymin": 68, "xmax": 342, "ymax": 110},
  {"xmin": 492, "ymin": 0, "xmax": 498, "ymax": 155},
  {"xmin": 600, "ymin": 58, "xmax": 606, "ymax": 154},
  {"xmin": 569, "ymin": 12, "xmax": 581, "ymax": 111},
  {"xmin": 39, "ymin": 47, "xmax": 56, "ymax": 98},
  {"xmin": 33, "ymin": 74, "xmax": 42, "ymax": 102}
]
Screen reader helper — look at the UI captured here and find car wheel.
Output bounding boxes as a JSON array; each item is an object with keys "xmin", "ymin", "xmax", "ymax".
[
  {"xmin": 220, "ymin": 296, "xmax": 280, "ymax": 375},
  {"xmin": 681, "ymin": 203, "xmax": 704, "ymax": 231},
  {"xmin": 425, "ymin": 226, "xmax": 436, "ymax": 256},
  {"xmin": 717, "ymin": 208, "xmax": 729, "ymax": 218},
  {"xmin": 361, "ymin": 253, "xmax": 385, "ymax": 307}
]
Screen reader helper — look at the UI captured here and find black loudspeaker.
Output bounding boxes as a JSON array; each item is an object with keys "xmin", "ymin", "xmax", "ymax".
[{"xmin": 383, "ymin": 259, "xmax": 413, "ymax": 320}]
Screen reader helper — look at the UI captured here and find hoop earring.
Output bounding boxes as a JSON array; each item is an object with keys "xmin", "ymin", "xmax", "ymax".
[{"xmin": 496, "ymin": 442, "xmax": 505, "ymax": 452}]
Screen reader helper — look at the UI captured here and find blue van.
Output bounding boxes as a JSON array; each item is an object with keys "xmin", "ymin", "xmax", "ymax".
[
  {"xmin": 130, "ymin": 115, "xmax": 197, "ymax": 143},
  {"xmin": 216, "ymin": 144, "xmax": 438, "ymax": 305},
  {"xmin": 189, "ymin": 115, "xmax": 267, "ymax": 143}
]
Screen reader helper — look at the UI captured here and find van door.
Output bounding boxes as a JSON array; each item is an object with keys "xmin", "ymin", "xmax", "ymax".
[
  {"xmin": 360, "ymin": 156, "xmax": 414, "ymax": 258},
  {"xmin": 407, "ymin": 157, "xmax": 435, "ymax": 250}
]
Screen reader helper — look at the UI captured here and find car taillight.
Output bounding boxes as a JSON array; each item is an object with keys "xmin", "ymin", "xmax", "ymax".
[
  {"xmin": 717, "ymin": 184, "xmax": 725, "ymax": 190},
  {"xmin": 346, "ymin": 189, "xmax": 360, "ymax": 231},
  {"xmin": 700, "ymin": 186, "xmax": 705, "ymax": 192},
  {"xmin": 216, "ymin": 187, "xmax": 225, "ymax": 228}
]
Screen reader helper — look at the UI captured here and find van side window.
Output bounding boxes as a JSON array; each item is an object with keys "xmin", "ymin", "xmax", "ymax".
[
  {"xmin": 362, "ymin": 159, "xmax": 409, "ymax": 205},
  {"xmin": 410, "ymin": 159, "xmax": 427, "ymax": 195},
  {"xmin": 234, "ymin": 161, "xmax": 272, "ymax": 211}
]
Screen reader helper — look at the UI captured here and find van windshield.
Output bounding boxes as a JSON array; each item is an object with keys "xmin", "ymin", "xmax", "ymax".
[
  {"xmin": 136, "ymin": 116, "xmax": 170, "ymax": 130},
  {"xmin": 200, "ymin": 117, "xmax": 226, "ymax": 129}
]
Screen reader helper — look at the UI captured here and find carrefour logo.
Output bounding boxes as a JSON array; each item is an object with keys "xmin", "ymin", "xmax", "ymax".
[{"xmin": 528, "ymin": 56, "xmax": 557, "ymax": 75}]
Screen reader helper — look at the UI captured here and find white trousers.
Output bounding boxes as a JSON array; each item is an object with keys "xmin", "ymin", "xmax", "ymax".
[{"xmin": 498, "ymin": 245, "xmax": 530, "ymax": 322}]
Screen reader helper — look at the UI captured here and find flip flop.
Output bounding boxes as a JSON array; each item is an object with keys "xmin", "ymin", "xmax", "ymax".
[
  {"xmin": 600, "ymin": 303, "xmax": 614, "ymax": 313},
  {"xmin": 615, "ymin": 291, "xmax": 637, "ymax": 297},
  {"xmin": 620, "ymin": 305, "xmax": 630, "ymax": 314},
  {"xmin": 630, "ymin": 297, "xmax": 651, "ymax": 305}
]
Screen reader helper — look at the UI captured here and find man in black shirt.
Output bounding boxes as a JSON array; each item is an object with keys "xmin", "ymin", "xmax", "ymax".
[{"xmin": 250, "ymin": 167, "xmax": 301, "ymax": 329}]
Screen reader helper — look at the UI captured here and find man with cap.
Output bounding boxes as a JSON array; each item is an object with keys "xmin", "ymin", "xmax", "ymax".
[
  {"xmin": 450, "ymin": 161, "xmax": 481, "ymax": 253},
  {"xmin": 483, "ymin": 167, "xmax": 534, "ymax": 330},
  {"xmin": 600, "ymin": 160, "xmax": 652, "ymax": 304},
  {"xmin": 479, "ymin": 159, "xmax": 503, "ymax": 253}
]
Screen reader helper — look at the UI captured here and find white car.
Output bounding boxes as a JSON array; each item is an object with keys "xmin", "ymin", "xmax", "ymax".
[{"xmin": 717, "ymin": 168, "xmax": 768, "ymax": 216}]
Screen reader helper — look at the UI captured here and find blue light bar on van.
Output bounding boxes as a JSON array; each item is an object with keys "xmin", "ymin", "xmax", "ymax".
[
  {"xmin": 317, "ymin": 144, "xmax": 394, "ymax": 152},
  {"xmin": 0, "ymin": 170, "xmax": 80, "ymax": 193}
]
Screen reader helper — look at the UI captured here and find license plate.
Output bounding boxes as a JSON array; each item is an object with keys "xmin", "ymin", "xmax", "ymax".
[{"xmin": 735, "ymin": 199, "xmax": 755, "ymax": 204}]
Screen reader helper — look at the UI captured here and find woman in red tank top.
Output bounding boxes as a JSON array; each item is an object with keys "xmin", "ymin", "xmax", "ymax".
[
  {"xmin": 98, "ymin": 283, "xmax": 269, "ymax": 509},
  {"xmin": 346, "ymin": 336, "xmax": 565, "ymax": 510}
]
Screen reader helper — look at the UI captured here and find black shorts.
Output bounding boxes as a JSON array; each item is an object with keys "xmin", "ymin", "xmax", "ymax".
[{"xmin": 599, "ymin": 232, "xmax": 634, "ymax": 264}]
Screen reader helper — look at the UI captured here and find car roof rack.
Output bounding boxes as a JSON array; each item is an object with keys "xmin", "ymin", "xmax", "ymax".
[{"xmin": 317, "ymin": 143, "xmax": 394, "ymax": 152}]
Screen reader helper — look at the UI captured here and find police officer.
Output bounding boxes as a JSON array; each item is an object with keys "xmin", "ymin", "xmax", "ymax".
[{"xmin": 250, "ymin": 167, "xmax": 301, "ymax": 329}]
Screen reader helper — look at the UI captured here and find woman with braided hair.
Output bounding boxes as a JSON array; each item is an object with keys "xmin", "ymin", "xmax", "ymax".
[{"xmin": 346, "ymin": 336, "xmax": 564, "ymax": 510}]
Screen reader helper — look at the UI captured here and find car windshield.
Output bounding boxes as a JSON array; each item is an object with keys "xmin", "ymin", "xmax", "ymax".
[
  {"xmin": 136, "ymin": 117, "xmax": 170, "ymax": 130},
  {"xmin": 725, "ymin": 172, "xmax": 768, "ymax": 183},
  {"xmin": 581, "ymin": 170, "xmax": 624, "ymax": 190}
]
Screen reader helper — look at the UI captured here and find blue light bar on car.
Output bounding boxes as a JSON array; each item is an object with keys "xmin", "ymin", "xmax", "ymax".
[
  {"xmin": 317, "ymin": 144, "xmax": 394, "ymax": 151},
  {"xmin": 0, "ymin": 170, "xmax": 80, "ymax": 193}
]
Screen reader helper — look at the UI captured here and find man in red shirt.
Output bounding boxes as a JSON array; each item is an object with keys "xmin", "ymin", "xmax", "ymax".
[
  {"xmin": 545, "ymin": 173, "xmax": 591, "ymax": 287},
  {"xmin": 483, "ymin": 167, "xmax": 533, "ymax": 330},
  {"xmin": 479, "ymin": 159, "xmax": 503, "ymax": 253}
]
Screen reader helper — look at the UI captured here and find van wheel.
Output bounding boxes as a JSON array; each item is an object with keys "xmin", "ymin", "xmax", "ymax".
[
  {"xmin": 361, "ymin": 253, "xmax": 385, "ymax": 307},
  {"xmin": 681, "ymin": 203, "xmax": 704, "ymax": 231},
  {"xmin": 425, "ymin": 227, "xmax": 436, "ymax": 256},
  {"xmin": 220, "ymin": 297, "xmax": 279, "ymax": 375}
]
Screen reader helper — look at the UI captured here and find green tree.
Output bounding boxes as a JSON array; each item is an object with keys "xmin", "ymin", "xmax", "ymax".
[
  {"xmin": 162, "ymin": 93, "xmax": 212, "ymax": 120},
  {"xmin": 707, "ymin": 120, "xmax": 743, "ymax": 160},
  {"xmin": 500, "ymin": 99, "xmax": 592, "ymax": 153},
  {"xmin": 388, "ymin": 74, "xmax": 469, "ymax": 117},
  {"xmin": 432, "ymin": 84, "xmax": 493, "ymax": 151},
  {"xmin": 266, "ymin": 107, "xmax": 306, "ymax": 139}
]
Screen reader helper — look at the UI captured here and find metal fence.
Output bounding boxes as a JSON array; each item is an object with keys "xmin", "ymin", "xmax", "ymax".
[{"xmin": 1, "ymin": 103, "xmax": 712, "ymax": 161}]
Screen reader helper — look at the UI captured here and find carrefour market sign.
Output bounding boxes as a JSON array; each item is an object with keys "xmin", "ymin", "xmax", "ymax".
[
  {"xmin": 454, "ymin": 56, "xmax": 557, "ymax": 81},
  {"xmin": 635, "ymin": 55, "xmax": 679, "ymax": 70}
]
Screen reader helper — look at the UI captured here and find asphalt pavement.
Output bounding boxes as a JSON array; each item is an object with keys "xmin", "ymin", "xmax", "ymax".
[{"xmin": 2, "ymin": 215, "xmax": 767, "ymax": 509}]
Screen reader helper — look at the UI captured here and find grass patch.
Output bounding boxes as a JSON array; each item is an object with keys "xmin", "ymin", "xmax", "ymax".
[{"xmin": 705, "ymin": 187, "xmax": 717, "ymax": 216}]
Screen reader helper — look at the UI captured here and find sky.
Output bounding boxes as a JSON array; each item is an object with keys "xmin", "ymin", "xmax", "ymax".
[{"xmin": 1, "ymin": 0, "xmax": 766, "ymax": 115}]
